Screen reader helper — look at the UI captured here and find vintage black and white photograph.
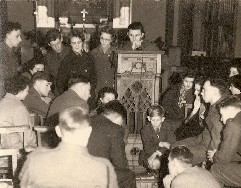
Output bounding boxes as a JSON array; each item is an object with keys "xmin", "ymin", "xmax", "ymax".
[{"xmin": 0, "ymin": 0, "xmax": 241, "ymax": 187}]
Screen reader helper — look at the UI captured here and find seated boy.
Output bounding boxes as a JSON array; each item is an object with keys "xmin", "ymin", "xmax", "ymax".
[{"xmin": 140, "ymin": 105, "xmax": 175, "ymax": 170}]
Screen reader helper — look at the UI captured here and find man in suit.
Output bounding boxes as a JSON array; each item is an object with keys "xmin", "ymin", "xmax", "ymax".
[
  {"xmin": 208, "ymin": 96, "xmax": 241, "ymax": 187},
  {"xmin": 163, "ymin": 146, "xmax": 221, "ymax": 188},
  {"xmin": 19, "ymin": 107, "xmax": 118, "ymax": 188},
  {"xmin": 87, "ymin": 100, "xmax": 136, "ymax": 188},
  {"xmin": 44, "ymin": 75, "xmax": 90, "ymax": 147}
]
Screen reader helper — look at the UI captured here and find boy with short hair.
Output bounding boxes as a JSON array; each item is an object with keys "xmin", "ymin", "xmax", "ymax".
[
  {"xmin": 121, "ymin": 21, "xmax": 159, "ymax": 51},
  {"xmin": 140, "ymin": 105, "xmax": 175, "ymax": 170},
  {"xmin": 163, "ymin": 146, "xmax": 221, "ymax": 188},
  {"xmin": 24, "ymin": 72, "xmax": 52, "ymax": 117}
]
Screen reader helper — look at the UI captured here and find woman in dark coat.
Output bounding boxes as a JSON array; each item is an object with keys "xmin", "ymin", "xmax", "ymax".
[
  {"xmin": 174, "ymin": 77, "xmax": 206, "ymax": 140},
  {"xmin": 90, "ymin": 26, "xmax": 117, "ymax": 94},
  {"xmin": 161, "ymin": 70, "xmax": 195, "ymax": 121},
  {"xmin": 56, "ymin": 30, "xmax": 96, "ymax": 108}
]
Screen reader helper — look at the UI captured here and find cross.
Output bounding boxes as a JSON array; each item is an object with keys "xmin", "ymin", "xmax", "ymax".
[{"xmin": 81, "ymin": 9, "xmax": 88, "ymax": 21}]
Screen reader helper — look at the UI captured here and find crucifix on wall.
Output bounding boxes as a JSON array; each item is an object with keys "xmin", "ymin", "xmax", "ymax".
[
  {"xmin": 81, "ymin": 8, "xmax": 88, "ymax": 31},
  {"xmin": 36, "ymin": 0, "xmax": 132, "ymax": 28},
  {"xmin": 81, "ymin": 9, "xmax": 88, "ymax": 22}
]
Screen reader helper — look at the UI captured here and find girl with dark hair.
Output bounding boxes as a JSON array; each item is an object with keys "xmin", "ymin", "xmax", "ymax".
[
  {"xmin": 161, "ymin": 70, "xmax": 196, "ymax": 121},
  {"xmin": 228, "ymin": 75, "xmax": 241, "ymax": 103},
  {"xmin": 174, "ymin": 77, "xmax": 206, "ymax": 140},
  {"xmin": 229, "ymin": 75, "xmax": 241, "ymax": 97},
  {"xmin": 229, "ymin": 62, "xmax": 241, "ymax": 78},
  {"xmin": 56, "ymin": 30, "xmax": 96, "ymax": 108}
]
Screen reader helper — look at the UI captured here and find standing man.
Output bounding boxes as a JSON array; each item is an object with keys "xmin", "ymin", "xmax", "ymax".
[
  {"xmin": 120, "ymin": 22, "xmax": 159, "ymax": 51},
  {"xmin": 0, "ymin": 22, "xmax": 22, "ymax": 97},
  {"xmin": 163, "ymin": 146, "xmax": 221, "ymax": 188},
  {"xmin": 19, "ymin": 107, "xmax": 118, "ymax": 188},
  {"xmin": 45, "ymin": 29, "xmax": 70, "ymax": 94},
  {"xmin": 208, "ymin": 96, "xmax": 241, "ymax": 187}
]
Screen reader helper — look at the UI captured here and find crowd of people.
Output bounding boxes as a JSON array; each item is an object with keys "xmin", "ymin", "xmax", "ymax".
[{"xmin": 0, "ymin": 20, "xmax": 241, "ymax": 188}]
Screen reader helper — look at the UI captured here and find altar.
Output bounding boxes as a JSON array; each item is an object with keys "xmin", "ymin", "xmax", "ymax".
[{"xmin": 35, "ymin": 0, "xmax": 132, "ymax": 29}]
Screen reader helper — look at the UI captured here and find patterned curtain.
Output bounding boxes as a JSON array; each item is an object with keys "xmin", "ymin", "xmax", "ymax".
[
  {"xmin": 165, "ymin": 0, "xmax": 175, "ymax": 51},
  {"xmin": 203, "ymin": 0, "xmax": 238, "ymax": 57},
  {"xmin": 178, "ymin": 0, "xmax": 195, "ymax": 56}
]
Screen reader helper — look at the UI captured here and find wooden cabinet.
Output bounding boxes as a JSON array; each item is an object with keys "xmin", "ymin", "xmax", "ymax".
[{"xmin": 115, "ymin": 51, "xmax": 163, "ymax": 134}]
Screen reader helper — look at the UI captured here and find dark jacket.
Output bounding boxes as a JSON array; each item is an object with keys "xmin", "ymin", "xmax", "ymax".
[
  {"xmin": 120, "ymin": 41, "xmax": 159, "ymax": 51},
  {"xmin": 162, "ymin": 83, "xmax": 195, "ymax": 120},
  {"xmin": 44, "ymin": 89, "xmax": 89, "ymax": 148},
  {"xmin": 87, "ymin": 115, "xmax": 128, "ymax": 169},
  {"xmin": 46, "ymin": 89, "xmax": 89, "ymax": 127},
  {"xmin": 90, "ymin": 45, "xmax": 116, "ymax": 93},
  {"xmin": 174, "ymin": 105, "xmax": 206, "ymax": 141},
  {"xmin": 45, "ymin": 45, "xmax": 70, "ymax": 80},
  {"xmin": 205, "ymin": 95, "xmax": 229, "ymax": 150},
  {"xmin": 0, "ymin": 42, "xmax": 19, "ymax": 79},
  {"xmin": 213, "ymin": 111, "xmax": 241, "ymax": 164},
  {"xmin": 24, "ymin": 87, "xmax": 50, "ymax": 117},
  {"xmin": 56, "ymin": 50, "xmax": 96, "ymax": 94},
  {"xmin": 0, "ymin": 42, "xmax": 19, "ymax": 97},
  {"xmin": 87, "ymin": 115, "xmax": 136, "ymax": 188},
  {"xmin": 140, "ymin": 122, "xmax": 176, "ymax": 165}
]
